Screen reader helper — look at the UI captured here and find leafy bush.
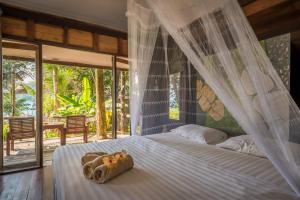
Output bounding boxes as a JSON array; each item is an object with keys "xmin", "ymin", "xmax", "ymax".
[
  {"xmin": 56, "ymin": 77, "xmax": 96, "ymax": 116},
  {"xmin": 169, "ymin": 107, "xmax": 180, "ymax": 120},
  {"xmin": 45, "ymin": 131, "xmax": 59, "ymax": 139},
  {"xmin": 3, "ymin": 123, "xmax": 9, "ymax": 141}
]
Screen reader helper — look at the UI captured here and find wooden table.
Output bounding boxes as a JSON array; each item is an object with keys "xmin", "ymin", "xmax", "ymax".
[{"xmin": 43, "ymin": 123, "xmax": 65, "ymax": 145}]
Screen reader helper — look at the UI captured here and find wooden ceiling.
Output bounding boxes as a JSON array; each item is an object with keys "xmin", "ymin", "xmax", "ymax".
[
  {"xmin": 1, "ymin": 0, "xmax": 300, "ymax": 46},
  {"xmin": 240, "ymin": 0, "xmax": 300, "ymax": 40}
]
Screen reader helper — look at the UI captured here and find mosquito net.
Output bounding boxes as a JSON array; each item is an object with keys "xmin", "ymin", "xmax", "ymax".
[{"xmin": 127, "ymin": 0, "xmax": 300, "ymax": 196}]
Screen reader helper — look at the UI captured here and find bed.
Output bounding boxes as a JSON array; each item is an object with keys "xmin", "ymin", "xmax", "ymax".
[{"xmin": 53, "ymin": 133, "xmax": 298, "ymax": 200}]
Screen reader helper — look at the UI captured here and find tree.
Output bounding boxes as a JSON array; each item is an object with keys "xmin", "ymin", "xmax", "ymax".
[
  {"xmin": 119, "ymin": 71, "xmax": 127, "ymax": 133},
  {"xmin": 11, "ymin": 66, "xmax": 16, "ymax": 116},
  {"xmin": 95, "ymin": 69, "xmax": 107, "ymax": 139},
  {"xmin": 3, "ymin": 59, "xmax": 35, "ymax": 116}
]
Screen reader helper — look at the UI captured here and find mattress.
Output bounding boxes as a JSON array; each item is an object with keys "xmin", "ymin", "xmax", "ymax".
[
  {"xmin": 146, "ymin": 133, "xmax": 292, "ymax": 189},
  {"xmin": 53, "ymin": 134, "xmax": 298, "ymax": 200}
]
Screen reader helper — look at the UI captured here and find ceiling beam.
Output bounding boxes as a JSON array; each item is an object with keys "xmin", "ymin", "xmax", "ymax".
[
  {"xmin": 291, "ymin": 29, "xmax": 300, "ymax": 43},
  {"xmin": 248, "ymin": 0, "xmax": 300, "ymax": 40},
  {"xmin": 116, "ymin": 57, "xmax": 128, "ymax": 65},
  {"xmin": 238, "ymin": 0, "xmax": 256, "ymax": 7},
  {"xmin": 243, "ymin": 0, "xmax": 288, "ymax": 16},
  {"xmin": 3, "ymin": 55, "xmax": 129, "ymax": 71},
  {"xmin": 2, "ymin": 41, "xmax": 37, "ymax": 50}
]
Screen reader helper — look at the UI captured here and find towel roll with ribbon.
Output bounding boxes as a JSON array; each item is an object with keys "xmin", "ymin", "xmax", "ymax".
[
  {"xmin": 93, "ymin": 154, "xmax": 134, "ymax": 183},
  {"xmin": 81, "ymin": 152, "xmax": 107, "ymax": 166},
  {"xmin": 83, "ymin": 155, "xmax": 108, "ymax": 179}
]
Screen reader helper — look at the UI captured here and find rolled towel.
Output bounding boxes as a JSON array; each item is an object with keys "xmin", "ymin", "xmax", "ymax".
[
  {"xmin": 83, "ymin": 155, "xmax": 108, "ymax": 179},
  {"xmin": 93, "ymin": 154, "xmax": 134, "ymax": 184},
  {"xmin": 81, "ymin": 152, "xmax": 107, "ymax": 166}
]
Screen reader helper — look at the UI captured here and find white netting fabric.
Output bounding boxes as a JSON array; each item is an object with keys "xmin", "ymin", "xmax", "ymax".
[
  {"xmin": 127, "ymin": 0, "xmax": 160, "ymax": 135},
  {"xmin": 127, "ymin": 0, "xmax": 300, "ymax": 196}
]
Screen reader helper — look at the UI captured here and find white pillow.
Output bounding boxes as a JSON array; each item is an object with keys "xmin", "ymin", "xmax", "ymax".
[
  {"xmin": 216, "ymin": 135, "xmax": 266, "ymax": 158},
  {"xmin": 170, "ymin": 124, "xmax": 228, "ymax": 144}
]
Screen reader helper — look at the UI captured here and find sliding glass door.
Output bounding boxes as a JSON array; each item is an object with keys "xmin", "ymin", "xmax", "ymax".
[
  {"xmin": 116, "ymin": 58, "xmax": 130, "ymax": 138},
  {"xmin": 0, "ymin": 39, "xmax": 126, "ymax": 171},
  {"xmin": 1, "ymin": 39, "xmax": 42, "ymax": 172}
]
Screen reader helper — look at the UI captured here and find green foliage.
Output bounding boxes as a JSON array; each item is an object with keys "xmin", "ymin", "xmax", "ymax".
[
  {"xmin": 3, "ymin": 123, "xmax": 9, "ymax": 141},
  {"xmin": 169, "ymin": 107, "xmax": 180, "ymax": 120},
  {"xmin": 2, "ymin": 59, "xmax": 35, "ymax": 87},
  {"xmin": 56, "ymin": 76, "xmax": 95, "ymax": 116},
  {"xmin": 43, "ymin": 64, "xmax": 96, "ymax": 117},
  {"xmin": 57, "ymin": 94, "xmax": 80, "ymax": 107},
  {"xmin": 45, "ymin": 130, "xmax": 59, "ymax": 139},
  {"xmin": 80, "ymin": 77, "xmax": 92, "ymax": 107},
  {"xmin": 2, "ymin": 59, "xmax": 36, "ymax": 116},
  {"xmin": 42, "ymin": 64, "xmax": 130, "ymax": 138},
  {"xmin": 106, "ymin": 111, "xmax": 112, "ymax": 130},
  {"xmin": 22, "ymin": 84, "xmax": 36, "ymax": 96},
  {"xmin": 1, "ymin": 59, "xmax": 130, "ymax": 140},
  {"xmin": 103, "ymin": 70, "xmax": 112, "ymax": 99},
  {"xmin": 88, "ymin": 121, "xmax": 97, "ymax": 133}
]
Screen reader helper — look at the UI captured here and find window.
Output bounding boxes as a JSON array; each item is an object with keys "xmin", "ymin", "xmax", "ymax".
[{"xmin": 169, "ymin": 72, "xmax": 180, "ymax": 120}]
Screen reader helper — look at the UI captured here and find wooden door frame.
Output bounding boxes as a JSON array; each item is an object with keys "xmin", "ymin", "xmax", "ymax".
[
  {"xmin": 0, "ymin": 38, "xmax": 43, "ymax": 173},
  {"xmin": 112, "ymin": 55, "xmax": 117, "ymax": 139},
  {"xmin": 0, "ymin": 32, "xmax": 125, "ymax": 172},
  {"xmin": 36, "ymin": 43, "xmax": 43, "ymax": 168},
  {"xmin": 0, "ymin": 12, "xmax": 3, "ymax": 172}
]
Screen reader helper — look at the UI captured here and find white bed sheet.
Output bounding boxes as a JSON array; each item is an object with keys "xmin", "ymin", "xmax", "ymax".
[
  {"xmin": 53, "ymin": 134, "xmax": 298, "ymax": 200},
  {"xmin": 146, "ymin": 133, "xmax": 291, "ymax": 189}
]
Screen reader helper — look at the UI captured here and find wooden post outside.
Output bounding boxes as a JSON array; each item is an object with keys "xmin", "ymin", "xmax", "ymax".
[
  {"xmin": 95, "ymin": 69, "xmax": 107, "ymax": 139},
  {"xmin": 112, "ymin": 56, "xmax": 117, "ymax": 139},
  {"xmin": 11, "ymin": 65, "xmax": 16, "ymax": 116},
  {"xmin": 52, "ymin": 66, "xmax": 59, "ymax": 111}
]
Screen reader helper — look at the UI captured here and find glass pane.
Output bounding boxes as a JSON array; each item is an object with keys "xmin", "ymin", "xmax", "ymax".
[
  {"xmin": 169, "ymin": 72, "xmax": 180, "ymax": 120},
  {"xmin": 2, "ymin": 42, "xmax": 38, "ymax": 168},
  {"xmin": 116, "ymin": 60, "xmax": 130, "ymax": 138},
  {"xmin": 42, "ymin": 65, "xmax": 114, "ymax": 165},
  {"xmin": 101, "ymin": 69, "xmax": 113, "ymax": 139}
]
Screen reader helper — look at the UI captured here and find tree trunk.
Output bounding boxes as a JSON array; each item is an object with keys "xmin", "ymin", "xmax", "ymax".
[
  {"xmin": 11, "ymin": 66, "xmax": 16, "ymax": 116},
  {"xmin": 119, "ymin": 71, "xmax": 126, "ymax": 133},
  {"xmin": 52, "ymin": 66, "xmax": 60, "ymax": 112},
  {"xmin": 95, "ymin": 69, "xmax": 107, "ymax": 139}
]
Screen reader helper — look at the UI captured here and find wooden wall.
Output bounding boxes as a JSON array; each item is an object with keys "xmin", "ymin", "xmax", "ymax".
[{"xmin": 0, "ymin": 4, "xmax": 128, "ymax": 57}]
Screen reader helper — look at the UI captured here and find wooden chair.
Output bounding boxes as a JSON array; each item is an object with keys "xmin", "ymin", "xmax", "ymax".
[
  {"xmin": 63, "ymin": 115, "xmax": 88, "ymax": 145},
  {"xmin": 7, "ymin": 117, "xmax": 35, "ymax": 156}
]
